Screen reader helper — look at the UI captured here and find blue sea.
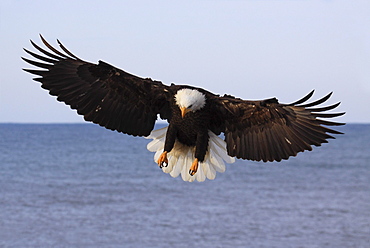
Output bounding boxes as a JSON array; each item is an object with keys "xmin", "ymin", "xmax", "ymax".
[{"xmin": 0, "ymin": 123, "xmax": 369, "ymax": 248}]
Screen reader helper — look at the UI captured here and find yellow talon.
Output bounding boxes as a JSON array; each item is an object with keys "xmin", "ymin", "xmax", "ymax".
[
  {"xmin": 189, "ymin": 158, "xmax": 199, "ymax": 176},
  {"xmin": 157, "ymin": 151, "xmax": 168, "ymax": 168}
]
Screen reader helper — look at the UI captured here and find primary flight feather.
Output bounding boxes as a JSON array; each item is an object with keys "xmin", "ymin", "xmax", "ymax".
[{"xmin": 22, "ymin": 35, "xmax": 345, "ymax": 182}]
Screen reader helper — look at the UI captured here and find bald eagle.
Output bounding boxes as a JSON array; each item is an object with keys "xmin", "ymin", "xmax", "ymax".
[{"xmin": 22, "ymin": 35, "xmax": 345, "ymax": 182}]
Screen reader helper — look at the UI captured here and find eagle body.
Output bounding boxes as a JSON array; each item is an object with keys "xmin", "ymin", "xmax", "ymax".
[
  {"xmin": 23, "ymin": 35, "xmax": 345, "ymax": 182},
  {"xmin": 165, "ymin": 87, "xmax": 220, "ymax": 161},
  {"xmin": 165, "ymin": 109, "xmax": 210, "ymax": 160}
]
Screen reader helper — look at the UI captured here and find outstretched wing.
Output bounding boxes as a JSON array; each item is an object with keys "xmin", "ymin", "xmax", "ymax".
[
  {"xmin": 215, "ymin": 91, "xmax": 345, "ymax": 162},
  {"xmin": 22, "ymin": 35, "xmax": 172, "ymax": 136}
]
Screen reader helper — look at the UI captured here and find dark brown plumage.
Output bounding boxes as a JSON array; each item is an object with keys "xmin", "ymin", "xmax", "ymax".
[{"xmin": 22, "ymin": 35, "xmax": 345, "ymax": 181}]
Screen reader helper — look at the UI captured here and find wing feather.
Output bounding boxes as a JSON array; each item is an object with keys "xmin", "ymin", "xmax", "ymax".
[
  {"xmin": 23, "ymin": 48, "xmax": 59, "ymax": 64},
  {"xmin": 288, "ymin": 90, "xmax": 315, "ymax": 105},
  {"xmin": 297, "ymin": 92, "xmax": 333, "ymax": 108},
  {"xmin": 307, "ymin": 102, "xmax": 341, "ymax": 112},
  {"xmin": 23, "ymin": 35, "xmax": 172, "ymax": 136},
  {"xmin": 29, "ymin": 39, "xmax": 65, "ymax": 60},
  {"xmin": 57, "ymin": 39, "xmax": 82, "ymax": 60}
]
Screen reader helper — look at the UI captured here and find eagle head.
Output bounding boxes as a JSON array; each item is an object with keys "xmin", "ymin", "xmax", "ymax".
[{"xmin": 175, "ymin": 88, "xmax": 206, "ymax": 118}]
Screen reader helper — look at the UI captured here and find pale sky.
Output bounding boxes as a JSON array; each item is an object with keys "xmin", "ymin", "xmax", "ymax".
[{"xmin": 1, "ymin": 0, "xmax": 369, "ymax": 123}]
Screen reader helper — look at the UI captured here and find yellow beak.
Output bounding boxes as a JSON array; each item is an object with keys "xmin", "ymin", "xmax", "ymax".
[{"xmin": 180, "ymin": 107, "xmax": 191, "ymax": 118}]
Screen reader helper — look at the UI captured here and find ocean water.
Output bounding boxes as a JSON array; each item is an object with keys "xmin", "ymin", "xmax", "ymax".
[{"xmin": 0, "ymin": 123, "xmax": 369, "ymax": 248}]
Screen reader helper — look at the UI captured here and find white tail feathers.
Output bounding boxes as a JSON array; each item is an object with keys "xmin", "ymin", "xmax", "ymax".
[{"xmin": 145, "ymin": 126, "xmax": 235, "ymax": 182}]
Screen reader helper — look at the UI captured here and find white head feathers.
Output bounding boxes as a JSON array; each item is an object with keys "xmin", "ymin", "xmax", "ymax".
[{"xmin": 175, "ymin": 88, "xmax": 206, "ymax": 112}]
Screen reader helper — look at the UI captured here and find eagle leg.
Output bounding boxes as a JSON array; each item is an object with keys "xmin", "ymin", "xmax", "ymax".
[
  {"xmin": 157, "ymin": 151, "xmax": 168, "ymax": 168},
  {"xmin": 189, "ymin": 158, "xmax": 199, "ymax": 176}
]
